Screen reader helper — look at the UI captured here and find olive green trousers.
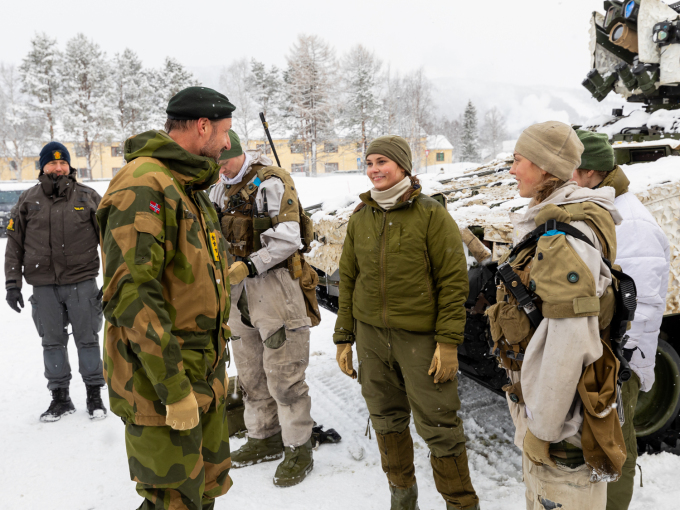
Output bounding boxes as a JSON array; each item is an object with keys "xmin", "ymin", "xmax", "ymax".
[
  {"xmin": 606, "ymin": 374, "xmax": 641, "ymax": 510},
  {"xmin": 356, "ymin": 320, "xmax": 478, "ymax": 509}
]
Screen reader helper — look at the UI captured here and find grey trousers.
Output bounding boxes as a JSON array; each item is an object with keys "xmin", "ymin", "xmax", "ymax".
[
  {"xmin": 229, "ymin": 268, "xmax": 313, "ymax": 447},
  {"xmin": 29, "ymin": 278, "xmax": 105, "ymax": 390}
]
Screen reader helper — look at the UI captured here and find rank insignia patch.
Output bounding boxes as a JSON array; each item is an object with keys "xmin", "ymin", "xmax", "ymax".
[
  {"xmin": 74, "ymin": 206, "xmax": 84, "ymax": 211},
  {"xmin": 7, "ymin": 218, "xmax": 14, "ymax": 231},
  {"xmin": 149, "ymin": 201, "xmax": 161, "ymax": 214},
  {"xmin": 209, "ymin": 232, "xmax": 220, "ymax": 262}
]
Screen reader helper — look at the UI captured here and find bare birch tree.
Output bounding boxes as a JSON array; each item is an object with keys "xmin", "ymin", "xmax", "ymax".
[{"xmin": 219, "ymin": 58, "xmax": 258, "ymax": 146}]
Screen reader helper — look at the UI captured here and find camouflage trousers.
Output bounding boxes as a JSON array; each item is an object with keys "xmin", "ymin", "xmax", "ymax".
[
  {"xmin": 125, "ymin": 402, "xmax": 232, "ymax": 510},
  {"xmin": 229, "ymin": 268, "xmax": 313, "ymax": 447}
]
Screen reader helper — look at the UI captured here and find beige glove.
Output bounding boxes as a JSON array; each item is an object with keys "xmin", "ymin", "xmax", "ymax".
[
  {"xmin": 165, "ymin": 392, "xmax": 200, "ymax": 431},
  {"xmin": 428, "ymin": 343, "xmax": 459, "ymax": 384},
  {"xmin": 228, "ymin": 261, "xmax": 249, "ymax": 286},
  {"xmin": 336, "ymin": 343, "xmax": 357, "ymax": 379},
  {"xmin": 523, "ymin": 429, "xmax": 557, "ymax": 467}
]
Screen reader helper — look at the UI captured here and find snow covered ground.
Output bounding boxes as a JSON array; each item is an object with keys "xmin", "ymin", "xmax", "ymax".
[{"xmin": 2, "ymin": 173, "xmax": 680, "ymax": 509}]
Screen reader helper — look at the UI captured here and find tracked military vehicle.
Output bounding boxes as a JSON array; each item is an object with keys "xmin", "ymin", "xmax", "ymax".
[{"xmin": 305, "ymin": 0, "xmax": 680, "ymax": 454}]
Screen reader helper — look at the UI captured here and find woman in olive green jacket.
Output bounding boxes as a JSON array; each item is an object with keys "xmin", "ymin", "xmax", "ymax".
[{"xmin": 333, "ymin": 136, "xmax": 479, "ymax": 510}]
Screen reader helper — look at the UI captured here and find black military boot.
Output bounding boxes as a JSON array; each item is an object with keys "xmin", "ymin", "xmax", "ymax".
[
  {"xmin": 40, "ymin": 387, "xmax": 76, "ymax": 422},
  {"xmin": 86, "ymin": 385, "xmax": 107, "ymax": 420}
]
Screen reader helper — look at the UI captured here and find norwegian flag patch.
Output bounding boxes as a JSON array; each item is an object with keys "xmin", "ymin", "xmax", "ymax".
[{"xmin": 149, "ymin": 201, "xmax": 161, "ymax": 214}]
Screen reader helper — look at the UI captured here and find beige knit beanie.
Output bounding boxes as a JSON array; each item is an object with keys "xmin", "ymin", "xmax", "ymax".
[{"xmin": 514, "ymin": 121, "xmax": 584, "ymax": 181}]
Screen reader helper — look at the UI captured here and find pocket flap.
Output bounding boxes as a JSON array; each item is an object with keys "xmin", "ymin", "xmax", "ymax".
[{"xmin": 134, "ymin": 211, "xmax": 164, "ymax": 241}]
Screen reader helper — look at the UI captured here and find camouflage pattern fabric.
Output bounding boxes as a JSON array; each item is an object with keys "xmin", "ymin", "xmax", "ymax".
[
  {"xmin": 127, "ymin": 404, "xmax": 232, "ymax": 510},
  {"xmin": 97, "ymin": 130, "xmax": 232, "ymax": 426},
  {"xmin": 97, "ymin": 130, "xmax": 233, "ymax": 508}
]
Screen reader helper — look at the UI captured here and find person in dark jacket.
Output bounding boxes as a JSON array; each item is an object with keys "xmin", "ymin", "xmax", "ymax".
[
  {"xmin": 4, "ymin": 141, "xmax": 106, "ymax": 422},
  {"xmin": 333, "ymin": 135, "xmax": 479, "ymax": 510}
]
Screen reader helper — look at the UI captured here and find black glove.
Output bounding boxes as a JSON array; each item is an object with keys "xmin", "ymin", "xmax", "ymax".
[
  {"xmin": 6, "ymin": 287, "xmax": 24, "ymax": 313},
  {"xmin": 311, "ymin": 424, "xmax": 342, "ymax": 447},
  {"xmin": 244, "ymin": 258, "xmax": 258, "ymax": 278}
]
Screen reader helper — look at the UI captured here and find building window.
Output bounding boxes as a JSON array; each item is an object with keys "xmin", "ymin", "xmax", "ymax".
[
  {"xmin": 325, "ymin": 163, "xmax": 339, "ymax": 173},
  {"xmin": 112, "ymin": 167, "xmax": 122, "ymax": 177},
  {"xmin": 436, "ymin": 152, "xmax": 445, "ymax": 162},
  {"xmin": 9, "ymin": 161, "xmax": 17, "ymax": 170},
  {"xmin": 291, "ymin": 164, "xmax": 305, "ymax": 173},
  {"xmin": 78, "ymin": 167, "xmax": 92, "ymax": 180},
  {"xmin": 111, "ymin": 146, "xmax": 124, "ymax": 157},
  {"xmin": 324, "ymin": 142, "xmax": 338, "ymax": 153},
  {"xmin": 290, "ymin": 143, "xmax": 304, "ymax": 154},
  {"xmin": 34, "ymin": 160, "xmax": 40, "ymax": 170}
]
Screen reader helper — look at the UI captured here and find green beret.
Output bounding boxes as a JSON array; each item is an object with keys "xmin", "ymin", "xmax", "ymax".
[
  {"xmin": 575, "ymin": 129, "xmax": 615, "ymax": 172},
  {"xmin": 366, "ymin": 135, "xmax": 413, "ymax": 174},
  {"xmin": 219, "ymin": 130, "xmax": 243, "ymax": 161},
  {"xmin": 166, "ymin": 86, "xmax": 236, "ymax": 120}
]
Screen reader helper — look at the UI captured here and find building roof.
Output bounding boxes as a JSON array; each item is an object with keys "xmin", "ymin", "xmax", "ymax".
[{"xmin": 426, "ymin": 135, "xmax": 454, "ymax": 150}]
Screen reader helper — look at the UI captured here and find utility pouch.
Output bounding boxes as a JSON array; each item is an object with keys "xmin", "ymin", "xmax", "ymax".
[
  {"xmin": 288, "ymin": 252, "xmax": 303, "ymax": 280},
  {"xmin": 229, "ymin": 217, "xmax": 253, "ymax": 257},
  {"xmin": 299, "ymin": 256, "xmax": 322, "ymax": 327},
  {"xmin": 487, "ymin": 301, "xmax": 532, "ymax": 345}
]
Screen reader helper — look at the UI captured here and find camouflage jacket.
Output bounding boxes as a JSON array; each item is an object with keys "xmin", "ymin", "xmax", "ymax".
[{"xmin": 97, "ymin": 130, "xmax": 231, "ymax": 426}]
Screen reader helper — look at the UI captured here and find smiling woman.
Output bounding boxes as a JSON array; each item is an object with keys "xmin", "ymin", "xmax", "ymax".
[{"xmin": 333, "ymin": 135, "xmax": 480, "ymax": 509}]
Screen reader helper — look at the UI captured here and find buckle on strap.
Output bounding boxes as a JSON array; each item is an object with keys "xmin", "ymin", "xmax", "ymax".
[{"xmin": 543, "ymin": 219, "xmax": 557, "ymax": 233}]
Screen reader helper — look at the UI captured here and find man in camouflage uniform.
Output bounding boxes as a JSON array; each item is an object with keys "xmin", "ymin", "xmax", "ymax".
[
  {"xmin": 97, "ymin": 87, "xmax": 234, "ymax": 510},
  {"xmin": 209, "ymin": 129, "xmax": 315, "ymax": 487}
]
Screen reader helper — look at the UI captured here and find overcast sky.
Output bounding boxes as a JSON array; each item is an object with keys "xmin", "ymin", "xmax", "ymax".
[{"xmin": 3, "ymin": 0, "xmax": 605, "ymax": 88}]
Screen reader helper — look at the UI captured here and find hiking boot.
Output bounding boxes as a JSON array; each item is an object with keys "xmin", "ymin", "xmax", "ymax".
[
  {"xmin": 231, "ymin": 432, "xmax": 284, "ymax": 468},
  {"xmin": 390, "ymin": 483, "xmax": 420, "ymax": 510},
  {"xmin": 273, "ymin": 437, "xmax": 314, "ymax": 487},
  {"xmin": 86, "ymin": 384, "xmax": 107, "ymax": 420},
  {"xmin": 40, "ymin": 387, "xmax": 75, "ymax": 422}
]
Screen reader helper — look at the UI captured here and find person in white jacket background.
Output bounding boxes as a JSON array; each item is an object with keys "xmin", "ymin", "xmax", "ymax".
[{"xmin": 572, "ymin": 129, "xmax": 671, "ymax": 510}]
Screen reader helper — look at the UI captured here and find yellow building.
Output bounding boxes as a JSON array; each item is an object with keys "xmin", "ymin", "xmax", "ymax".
[
  {"xmin": 0, "ymin": 141, "xmax": 126, "ymax": 182},
  {"xmin": 246, "ymin": 133, "xmax": 454, "ymax": 174}
]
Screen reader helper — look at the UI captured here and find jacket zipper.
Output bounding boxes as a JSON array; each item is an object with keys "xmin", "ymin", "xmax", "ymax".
[
  {"xmin": 380, "ymin": 211, "xmax": 389, "ymax": 328},
  {"xmin": 424, "ymin": 251, "xmax": 434, "ymax": 303}
]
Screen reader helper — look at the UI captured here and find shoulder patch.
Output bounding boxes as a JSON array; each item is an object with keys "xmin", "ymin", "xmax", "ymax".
[
  {"xmin": 74, "ymin": 206, "xmax": 85, "ymax": 211},
  {"xmin": 149, "ymin": 201, "xmax": 161, "ymax": 214},
  {"xmin": 7, "ymin": 218, "xmax": 14, "ymax": 231}
]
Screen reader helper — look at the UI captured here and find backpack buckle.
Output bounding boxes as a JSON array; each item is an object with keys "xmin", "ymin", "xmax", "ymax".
[{"xmin": 543, "ymin": 219, "xmax": 557, "ymax": 232}]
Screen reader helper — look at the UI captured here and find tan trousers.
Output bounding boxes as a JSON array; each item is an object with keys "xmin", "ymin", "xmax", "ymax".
[
  {"xmin": 523, "ymin": 450, "xmax": 606, "ymax": 510},
  {"xmin": 229, "ymin": 268, "xmax": 313, "ymax": 447}
]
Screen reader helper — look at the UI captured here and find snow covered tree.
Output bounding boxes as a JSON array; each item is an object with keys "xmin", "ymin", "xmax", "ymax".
[
  {"xmin": 149, "ymin": 57, "xmax": 199, "ymax": 128},
  {"xmin": 111, "ymin": 49, "xmax": 154, "ymax": 144},
  {"xmin": 219, "ymin": 58, "xmax": 258, "ymax": 146},
  {"xmin": 460, "ymin": 100, "xmax": 481, "ymax": 163},
  {"xmin": 481, "ymin": 106, "xmax": 508, "ymax": 160},
  {"xmin": 340, "ymin": 45, "xmax": 382, "ymax": 166},
  {"xmin": 283, "ymin": 34, "xmax": 337, "ymax": 176},
  {"xmin": 59, "ymin": 33, "xmax": 116, "ymax": 176},
  {"xmin": 249, "ymin": 59, "xmax": 282, "ymax": 133},
  {"xmin": 0, "ymin": 64, "xmax": 44, "ymax": 181},
  {"xmin": 19, "ymin": 33, "xmax": 60, "ymax": 141}
]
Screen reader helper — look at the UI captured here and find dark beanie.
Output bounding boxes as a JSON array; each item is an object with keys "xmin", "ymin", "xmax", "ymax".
[
  {"xmin": 39, "ymin": 142, "xmax": 71, "ymax": 171},
  {"xmin": 575, "ymin": 129, "xmax": 615, "ymax": 172},
  {"xmin": 366, "ymin": 136, "xmax": 413, "ymax": 174},
  {"xmin": 166, "ymin": 86, "xmax": 236, "ymax": 120}
]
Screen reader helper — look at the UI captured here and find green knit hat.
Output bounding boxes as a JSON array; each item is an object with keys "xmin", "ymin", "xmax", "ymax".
[
  {"xmin": 575, "ymin": 129, "xmax": 615, "ymax": 172},
  {"xmin": 219, "ymin": 130, "xmax": 243, "ymax": 161},
  {"xmin": 366, "ymin": 135, "xmax": 413, "ymax": 174}
]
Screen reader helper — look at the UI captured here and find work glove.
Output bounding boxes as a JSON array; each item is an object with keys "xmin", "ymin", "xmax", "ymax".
[
  {"xmin": 244, "ymin": 258, "xmax": 258, "ymax": 278},
  {"xmin": 228, "ymin": 261, "xmax": 249, "ymax": 286},
  {"xmin": 165, "ymin": 392, "xmax": 200, "ymax": 431},
  {"xmin": 6, "ymin": 287, "xmax": 24, "ymax": 313},
  {"xmin": 336, "ymin": 343, "xmax": 357, "ymax": 379},
  {"xmin": 523, "ymin": 429, "xmax": 557, "ymax": 468},
  {"xmin": 428, "ymin": 343, "xmax": 459, "ymax": 384}
]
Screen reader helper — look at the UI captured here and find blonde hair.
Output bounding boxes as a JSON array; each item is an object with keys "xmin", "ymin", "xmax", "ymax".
[{"xmin": 534, "ymin": 175, "xmax": 566, "ymax": 203}]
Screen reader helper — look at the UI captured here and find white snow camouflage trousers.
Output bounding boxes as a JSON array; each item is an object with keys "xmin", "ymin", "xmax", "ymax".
[
  {"xmin": 523, "ymin": 450, "xmax": 606, "ymax": 510},
  {"xmin": 228, "ymin": 268, "xmax": 313, "ymax": 447}
]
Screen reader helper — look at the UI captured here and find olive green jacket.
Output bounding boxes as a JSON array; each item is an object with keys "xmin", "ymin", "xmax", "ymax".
[{"xmin": 333, "ymin": 186, "xmax": 468, "ymax": 345}]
